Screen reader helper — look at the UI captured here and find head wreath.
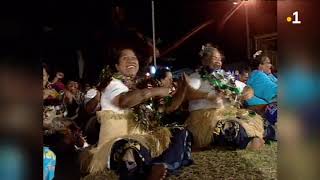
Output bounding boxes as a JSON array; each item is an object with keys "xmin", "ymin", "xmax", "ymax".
[{"xmin": 253, "ymin": 50, "xmax": 263, "ymax": 59}]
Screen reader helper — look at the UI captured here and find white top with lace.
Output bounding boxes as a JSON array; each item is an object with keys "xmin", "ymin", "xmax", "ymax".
[
  {"xmin": 187, "ymin": 71, "xmax": 246, "ymax": 112},
  {"xmin": 100, "ymin": 78, "xmax": 129, "ymax": 113}
]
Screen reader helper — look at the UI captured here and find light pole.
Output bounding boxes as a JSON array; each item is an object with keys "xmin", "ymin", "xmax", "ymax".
[
  {"xmin": 219, "ymin": 1, "xmax": 252, "ymax": 59},
  {"xmin": 151, "ymin": 0, "xmax": 157, "ymax": 68},
  {"xmin": 244, "ymin": 2, "xmax": 251, "ymax": 59}
]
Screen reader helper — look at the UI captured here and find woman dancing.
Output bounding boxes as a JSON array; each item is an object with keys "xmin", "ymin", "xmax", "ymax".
[
  {"xmin": 83, "ymin": 48, "xmax": 192, "ymax": 180},
  {"xmin": 167, "ymin": 43, "xmax": 265, "ymax": 150}
]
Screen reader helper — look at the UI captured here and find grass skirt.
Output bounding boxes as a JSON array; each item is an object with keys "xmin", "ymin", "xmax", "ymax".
[
  {"xmin": 185, "ymin": 106, "xmax": 264, "ymax": 148},
  {"xmin": 83, "ymin": 110, "xmax": 172, "ymax": 174}
]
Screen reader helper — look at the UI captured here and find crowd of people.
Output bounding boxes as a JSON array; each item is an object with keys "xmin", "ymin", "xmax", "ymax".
[{"xmin": 43, "ymin": 43, "xmax": 277, "ymax": 180}]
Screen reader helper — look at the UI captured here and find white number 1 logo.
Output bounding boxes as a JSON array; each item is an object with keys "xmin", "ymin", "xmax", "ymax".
[{"xmin": 292, "ymin": 11, "xmax": 301, "ymax": 24}]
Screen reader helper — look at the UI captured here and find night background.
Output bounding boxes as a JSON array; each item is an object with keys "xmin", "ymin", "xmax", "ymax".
[{"xmin": 37, "ymin": 0, "xmax": 276, "ymax": 84}]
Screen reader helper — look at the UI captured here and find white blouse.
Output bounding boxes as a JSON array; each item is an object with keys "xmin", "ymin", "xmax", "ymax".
[
  {"xmin": 187, "ymin": 72, "xmax": 222, "ymax": 111},
  {"xmin": 100, "ymin": 78, "xmax": 129, "ymax": 113},
  {"xmin": 84, "ymin": 88, "xmax": 101, "ymax": 112},
  {"xmin": 187, "ymin": 72, "xmax": 246, "ymax": 112}
]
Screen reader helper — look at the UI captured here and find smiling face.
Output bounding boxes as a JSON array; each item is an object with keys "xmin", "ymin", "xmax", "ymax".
[
  {"xmin": 115, "ymin": 49, "xmax": 139, "ymax": 78},
  {"xmin": 202, "ymin": 48, "xmax": 223, "ymax": 70},
  {"xmin": 258, "ymin": 56, "xmax": 272, "ymax": 74}
]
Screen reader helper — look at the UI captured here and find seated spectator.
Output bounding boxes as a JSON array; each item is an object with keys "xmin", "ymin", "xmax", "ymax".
[
  {"xmin": 153, "ymin": 67, "xmax": 189, "ymax": 125},
  {"xmin": 43, "ymin": 146, "xmax": 56, "ymax": 180},
  {"xmin": 51, "ymin": 72, "xmax": 65, "ymax": 92},
  {"xmin": 154, "ymin": 68, "xmax": 173, "ymax": 88},
  {"xmin": 246, "ymin": 50, "xmax": 277, "ymax": 107},
  {"xmin": 244, "ymin": 51, "xmax": 278, "ymax": 140},
  {"xmin": 63, "ymin": 80, "xmax": 84, "ymax": 120},
  {"xmin": 43, "ymin": 65, "xmax": 61, "ymax": 103},
  {"xmin": 44, "ymin": 117, "xmax": 87, "ymax": 180},
  {"xmin": 167, "ymin": 43, "xmax": 265, "ymax": 150},
  {"xmin": 232, "ymin": 70, "xmax": 240, "ymax": 81},
  {"xmin": 82, "ymin": 88, "xmax": 101, "ymax": 145},
  {"xmin": 239, "ymin": 68, "xmax": 250, "ymax": 84},
  {"xmin": 84, "ymin": 88, "xmax": 101, "ymax": 113},
  {"xmin": 83, "ymin": 48, "xmax": 192, "ymax": 179},
  {"xmin": 84, "ymin": 83, "xmax": 91, "ymax": 93}
]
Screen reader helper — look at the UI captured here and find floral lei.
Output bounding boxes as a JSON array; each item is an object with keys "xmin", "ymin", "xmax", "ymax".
[
  {"xmin": 99, "ymin": 64, "xmax": 175, "ymax": 130},
  {"xmin": 198, "ymin": 67, "xmax": 241, "ymax": 104},
  {"xmin": 112, "ymin": 72, "xmax": 173, "ymax": 131}
]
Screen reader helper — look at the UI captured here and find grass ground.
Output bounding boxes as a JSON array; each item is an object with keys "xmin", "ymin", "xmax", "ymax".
[
  {"xmin": 83, "ymin": 142, "xmax": 277, "ymax": 180},
  {"xmin": 167, "ymin": 142, "xmax": 277, "ymax": 180}
]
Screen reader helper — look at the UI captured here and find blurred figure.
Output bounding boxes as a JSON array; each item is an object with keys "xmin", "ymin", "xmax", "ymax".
[
  {"xmin": 51, "ymin": 72, "xmax": 65, "ymax": 92},
  {"xmin": 153, "ymin": 68, "xmax": 189, "ymax": 125},
  {"xmin": 81, "ymin": 87, "xmax": 101, "ymax": 145},
  {"xmin": 43, "ymin": 65, "xmax": 60, "ymax": 101},
  {"xmin": 233, "ymin": 70, "xmax": 240, "ymax": 80},
  {"xmin": 154, "ymin": 67, "xmax": 175, "ymax": 94},
  {"xmin": 43, "ymin": 65, "xmax": 64, "ymax": 116},
  {"xmin": 84, "ymin": 83, "xmax": 91, "ymax": 93},
  {"xmin": 44, "ymin": 118, "xmax": 87, "ymax": 180},
  {"xmin": 239, "ymin": 68, "xmax": 250, "ymax": 84},
  {"xmin": 43, "ymin": 64, "xmax": 59, "ymax": 180},
  {"xmin": 64, "ymin": 80, "xmax": 84, "ymax": 120},
  {"xmin": 43, "ymin": 147, "xmax": 56, "ymax": 180}
]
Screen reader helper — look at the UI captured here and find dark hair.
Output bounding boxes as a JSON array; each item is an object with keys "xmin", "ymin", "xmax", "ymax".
[
  {"xmin": 239, "ymin": 67, "xmax": 251, "ymax": 75},
  {"xmin": 97, "ymin": 48, "xmax": 136, "ymax": 91},
  {"xmin": 96, "ymin": 65, "xmax": 114, "ymax": 91},
  {"xmin": 111, "ymin": 47, "xmax": 141, "ymax": 65},
  {"xmin": 154, "ymin": 68, "xmax": 171, "ymax": 81}
]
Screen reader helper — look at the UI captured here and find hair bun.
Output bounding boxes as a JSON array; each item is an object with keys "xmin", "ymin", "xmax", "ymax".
[
  {"xmin": 199, "ymin": 44, "xmax": 215, "ymax": 57},
  {"xmin": 253, "ymin": 50, "xmax": 263, "ymax": 59}
]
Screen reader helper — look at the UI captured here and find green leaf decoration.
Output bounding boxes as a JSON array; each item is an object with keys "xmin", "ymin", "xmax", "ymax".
[{"xmin": 200, "ymin": 68, "xmax": 241, "ymax": 96}]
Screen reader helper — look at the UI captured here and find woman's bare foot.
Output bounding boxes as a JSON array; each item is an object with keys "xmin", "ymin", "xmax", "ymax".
[
  {"xmin": 246, "ymin": 137, "xmax": 265, "ymax": 150},
  {"xmin": 147, "ymin": 164, "xmax": 167, "ymax": 180}
]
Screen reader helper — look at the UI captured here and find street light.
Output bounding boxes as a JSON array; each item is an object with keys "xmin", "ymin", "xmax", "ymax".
[
  {"xmin": 244, "ymin": 2, "xmax": 250, "ymax": 59},
  {"xmin": 232, "ymin": 0, "xmax": 251, "ymax": 59},
  {"xmin": 151, "ymin": 0, "xmax": 157, "ymax": 68}
]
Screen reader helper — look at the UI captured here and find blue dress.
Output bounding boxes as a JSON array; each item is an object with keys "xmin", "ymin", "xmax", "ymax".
[
  {"xmin": 246, "ymin": 70, "xmax": 278, "ymax": 106},
  {"xmin": 43, "ymin": 147, "xmax": 56, "ymax": 180},
  {"xmin": 245, "ymin": 70, "xmax": 278, "ymax": 139}
]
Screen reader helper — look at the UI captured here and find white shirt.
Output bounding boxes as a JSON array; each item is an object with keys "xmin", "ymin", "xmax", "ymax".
[
  {"xmin": 187, "ymin": 71, "xmax": 246, "ymax": 112},
  {"xmin": 188, "ymin": 72, "xmax": 222, "ymax": 111},
  {"xmin": 84, "ymin": 88, "xmax": 101, "ymax": 112},
  {"xmin": 100, "ymin": 78, "xmax": 129, "ymax": 113},
  {"xmin": 84, "ymin": 89, "xmax": 98, "ymax": 104},
  {"xmin": 234, "ymin": 80, "xmax": 246, "ymax": 93}
]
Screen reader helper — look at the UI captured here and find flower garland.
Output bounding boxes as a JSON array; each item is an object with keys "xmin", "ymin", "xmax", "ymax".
[
  {"xmin": 198, "ymin": 67, "xmax": 242, "ymax": 107},
  {"xmin": 111, "ymin": 73, "xmax": 163, "ymax": 131},
  {"xmin": 100, "ymin": 65, "xmax": 175, "ymax": 131},
  {"xmin": 198, "ymin": 67, "xmax": 241, "ymax": 95}
]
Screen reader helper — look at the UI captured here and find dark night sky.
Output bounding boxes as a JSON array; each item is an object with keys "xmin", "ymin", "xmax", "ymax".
[{"xmin": 36, "ymin": 0, "xmax": 276, "ymax": 84}]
